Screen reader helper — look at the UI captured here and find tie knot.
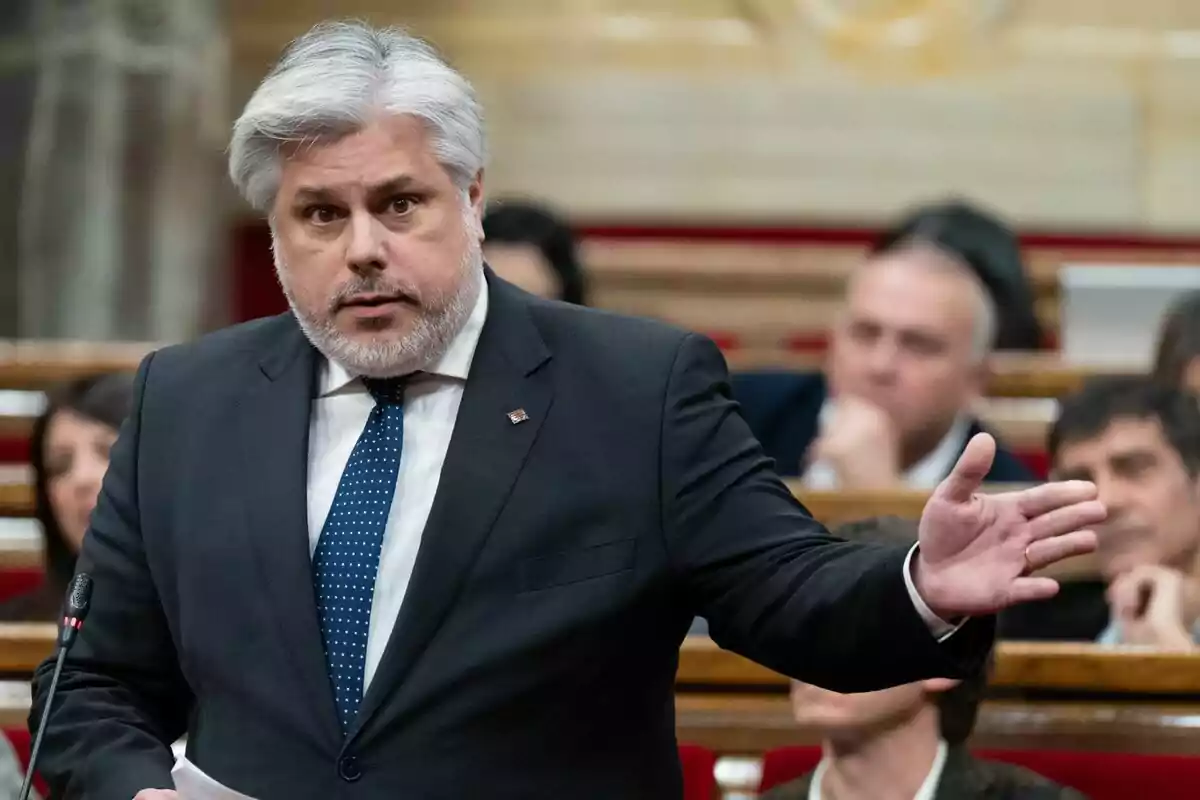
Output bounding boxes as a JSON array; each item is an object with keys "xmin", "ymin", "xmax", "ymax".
[{"xmin": 362, "ymin": 377, "xmax": 406, "ymax": 405}]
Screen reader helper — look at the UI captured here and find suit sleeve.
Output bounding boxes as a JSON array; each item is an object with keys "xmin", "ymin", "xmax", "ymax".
[
  {"xmin": 660, "ymin": 334, "xmax": 993, "ymax": 691},
  {"xmin": 30, "ymin": 352, "xmax": 189, "ymax": 799}
]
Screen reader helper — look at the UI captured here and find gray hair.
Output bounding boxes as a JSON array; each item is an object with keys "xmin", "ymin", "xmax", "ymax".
[
  {"xmin": 857, "ymin": 242, "xmax": 998, "ymax": 363},
  {"xmin": 229, "ymin": 20, "xmax": 486, "ymax": 212}
]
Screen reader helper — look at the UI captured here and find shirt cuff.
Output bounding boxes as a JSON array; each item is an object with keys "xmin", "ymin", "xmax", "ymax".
[{"xmin": 904, "ymin": 544, "xmax": 967, "ymax": 643}]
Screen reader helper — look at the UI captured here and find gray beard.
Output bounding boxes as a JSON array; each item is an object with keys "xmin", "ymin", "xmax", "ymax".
[{"xmin": 274, "ymin": 242, "xmax": 483, "ymax": 379}]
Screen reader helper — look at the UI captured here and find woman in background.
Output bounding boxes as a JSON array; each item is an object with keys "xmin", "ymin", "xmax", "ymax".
[
  {"xmin": 1154, "ymin": 289, "xmax": 1200, "ymax": 395},
  {"xmin": 482, "ymin": 198, "xmax": 589, "ymax": 306},
  {"xmin": 0, "ymin": 372, "xmax": 134, "ymax": 621}
]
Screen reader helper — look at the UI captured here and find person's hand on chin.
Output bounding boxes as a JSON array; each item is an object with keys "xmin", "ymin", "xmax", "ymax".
[{"xmin": 913, "ymin": 433, "xmax": 1107, "ymax": 621}]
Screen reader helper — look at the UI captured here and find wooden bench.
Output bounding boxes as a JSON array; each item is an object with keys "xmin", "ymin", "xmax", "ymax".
[
  {"xmin": 675, "ymin": 637, "xmax": 1200, "ymax": 757},
  {"xmin": 0, "ymin": 342, "xmax": 1132, "ymax": 401},
  {"xmin": 676, "ymin": 694, "xmax": 1200, "ymax": 757},
  {"xmin": 582, "ymin": 236, "xmax": 1200, "ymax": 353},
  {"xmin": 727, "ymin": 350, "xmax": 1134, "ymax": 399},
  {"xmin": 0, "ymin": 341, "xmax": 150, "ymax": 391},
  {"xmin": 4, "ymin": 629, "xmax": 1197, "ymax": 757},
  {"xmin": 677, "ymin": 637, "xmax": 1200, "ymax": 695},
  {"xmin": 0, "ymin": 681, "xmax": 29, "ymax": 729}
]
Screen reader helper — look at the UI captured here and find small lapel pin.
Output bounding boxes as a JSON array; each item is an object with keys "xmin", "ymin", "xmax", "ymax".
[{"xmin": 507, "ymin": 408, "xmax": 529, "ymax": 425}]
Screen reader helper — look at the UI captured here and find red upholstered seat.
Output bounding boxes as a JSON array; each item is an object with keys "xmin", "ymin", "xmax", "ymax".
[
  {"xmin": 0, "ymin": 437, "xmax": 30, "ymax": 464},
  {"xmin": 0, "ymin": 569, "xmax": 45, "ymax": 604},
  {"xmin": 678, "ymin": 743, "xmax": 718, "ymax": 800},
  {"xmin": 5, "ymin": 727, "xmax": 49, "ymax": 798},
  {"xmin": 976, "ymin": 748, "xmax": 1200, "ymax": 800},
  {"xmin": 758, "ymin": 746, "xmax": 823, "ymax": 792},
  {"xmin": 1013, "ymin": 448, "xmax": 1050, "ymax": 480}
]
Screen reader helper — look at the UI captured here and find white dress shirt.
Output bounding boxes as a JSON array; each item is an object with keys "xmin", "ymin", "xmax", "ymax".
[
  {"xmin": 807, "ymin": 739, "xmax": 948, "ymax": 800},
  {"xmin": 305, "ymin": 284, "xmax": 952, "ymax": 692},
  {"xmin": 803, "ymin": 401, "xmax": 972, "ymax": 491}
]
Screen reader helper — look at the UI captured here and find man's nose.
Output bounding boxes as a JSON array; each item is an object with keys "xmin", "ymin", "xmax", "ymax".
[
  {"xmin": 1096, "ymin": 477, "xmax": 1129, "ymax": 518},
  {"xmin": 863, "ymin": 338, "xmax": 900, "ymax": 380},
  {"xmin": 345, "ymin": 211, "xmax": 386, "ymax": 274}
]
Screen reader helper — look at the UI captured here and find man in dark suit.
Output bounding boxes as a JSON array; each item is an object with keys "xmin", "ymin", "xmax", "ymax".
[
  {"xmin": 1000, "ymin": 377, "xmax": 1200, "ymax": 645},
  {"xmin": 31, "ymin": 21, "xmax": 1104, "ymax": 800},
  {"xmin": 732, "ymin": 221, "xmax": 1038, "ymax": 486}
]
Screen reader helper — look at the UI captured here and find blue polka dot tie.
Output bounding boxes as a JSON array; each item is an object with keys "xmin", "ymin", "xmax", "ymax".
[{"xmin": 313, "ymin": 377, "xmax": 405, "ymax": 733}]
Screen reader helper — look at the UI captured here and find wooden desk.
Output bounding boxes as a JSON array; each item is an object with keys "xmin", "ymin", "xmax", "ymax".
[
  {"xmin": 727, "ymin": 350, "xmax": 1133, "ymax": 399},
  {"xmin": 0, "ymin": 624, "xmax": 54, "ymax": 675},
  {"xmin": 0, "ymin": 466, "xmax": 33, "ymax": 518},
  {"xmin": 0, "ymin": 341, "xmax": 151, "ymax": 391},
  {"xmin": 675, "ymin": 694, "xmax": 1200, "ymax": 756},
  {"xmin": 0, "ymin": 681, "xmax": 30, "ymax": 728},
  {"xmin": 677, "ymin": 637, "xmax": 1200, "ymax": 695}
]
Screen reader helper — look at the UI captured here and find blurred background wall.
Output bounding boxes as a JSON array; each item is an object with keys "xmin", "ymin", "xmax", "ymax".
[{"xmin": 7, "ymin": 0, "xmax": 1200, "ymax": 340}]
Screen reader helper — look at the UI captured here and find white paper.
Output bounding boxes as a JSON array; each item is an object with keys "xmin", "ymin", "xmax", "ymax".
[{"xmin": 171, "ymin": 756, "xmax": 258, "ymax": 800}]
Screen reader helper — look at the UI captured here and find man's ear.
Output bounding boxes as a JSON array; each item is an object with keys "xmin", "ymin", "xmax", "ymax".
[
  {"xmin": 467, "ymin": 170, "xmax": 486, "ymax": 239},
  {"xmin": 967, "ymin": 355, "xmax": 991, "ymax": 405}
]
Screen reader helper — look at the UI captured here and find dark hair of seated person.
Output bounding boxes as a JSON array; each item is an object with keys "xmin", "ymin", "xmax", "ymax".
[
  {"xmin": 481, "ymin": 199, "xmax": 588, "ymax": 306},
  {"xmin": 872, "ymin": 198, "xmax": 1044, "ymax": 351},
  {"xmin": 1048, "ymin": 376, "xmax": 1200, "ymax": 477},
  {"xmin": 0, "ymin": 372, "xmax": 134, "ymax": 621},
  {"xmin": 834, "ymin": 515, "xmax": 989, "ymax": 745},
  {"xmin": 1154, "ymin": 289, "xmax": 1200, "ymax": 393}
]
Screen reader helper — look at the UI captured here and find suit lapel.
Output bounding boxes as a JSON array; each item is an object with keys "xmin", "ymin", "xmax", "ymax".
[
  {"xmin": 351, "ymin": 276, "xmax": 553, "ymax": 743},
  {"xmin": 236, "ymin": 316, "xmax": 342, "ymax": 749},
  {"xmin": 933, "ymin": 746, "xmax": 986, "ymax": 799}
]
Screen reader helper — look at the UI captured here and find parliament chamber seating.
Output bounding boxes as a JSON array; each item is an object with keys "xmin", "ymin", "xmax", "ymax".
[
  {"xmin": 678, "ymin": 743, "xmax": 719, "ymax": 800},
  {"xmin": 756, "ymin": 746, "xmax": 1200, "ymax": 799}
]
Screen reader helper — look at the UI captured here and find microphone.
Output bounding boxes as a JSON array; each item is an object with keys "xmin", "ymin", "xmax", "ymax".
[{"xmin": 20, "ymin": 573, "xmax": 93, "ymax": 800}]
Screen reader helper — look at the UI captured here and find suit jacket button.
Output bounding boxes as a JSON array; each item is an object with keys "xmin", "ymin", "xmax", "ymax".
[{"xmin": 338, "ymin": 755, "xmax": 362, "ymax": 782}]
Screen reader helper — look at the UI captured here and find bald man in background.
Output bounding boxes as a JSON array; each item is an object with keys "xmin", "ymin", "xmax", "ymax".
[{"xmin": 735, "ymin": 240, "xmax": 1036, "ymax": 488}]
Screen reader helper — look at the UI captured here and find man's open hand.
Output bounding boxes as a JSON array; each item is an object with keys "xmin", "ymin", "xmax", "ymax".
[{"xmin": 914, "ymin": 432, "xmax": 1107, "ymax": 620}]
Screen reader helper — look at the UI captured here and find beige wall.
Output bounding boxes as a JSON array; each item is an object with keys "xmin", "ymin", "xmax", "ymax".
[{"xmin": 227, "ymin": 1, "xmax": 1200, "ymax": 231}]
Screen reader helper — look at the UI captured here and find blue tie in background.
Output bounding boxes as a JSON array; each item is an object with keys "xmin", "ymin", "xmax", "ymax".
[{"xmin": 313, "ymin": 377, "xmax": 406, "ymax": 733}]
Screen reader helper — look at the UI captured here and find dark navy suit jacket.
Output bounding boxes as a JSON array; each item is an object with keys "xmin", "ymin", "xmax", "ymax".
[
  {"xmin": 31, "ymin": 275, "xmax": 994, "ymax": 800},
  {"xmin": 731, "ymin": 371, "xmax": 1037, "ymax": 484}
]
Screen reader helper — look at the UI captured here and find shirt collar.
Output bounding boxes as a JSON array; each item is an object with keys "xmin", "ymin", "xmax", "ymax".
[
  {"xmin": 317, "ymin": 277, "xmax": 489, "ymax": 397},
  {"xmin": 809, "ymin": 739, "xmax": 948, "ymax": 800}
]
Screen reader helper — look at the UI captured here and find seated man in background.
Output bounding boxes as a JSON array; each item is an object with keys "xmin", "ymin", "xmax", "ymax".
[
  {"xmin": 1000, "ymin": 377, "xmax": 1200, "ymax": 646},
  {"xmin": 735, "ymin": 201, "xmax": 1036, "ymax": 487},
  {"xmin": 762, "ymin": 517, "xmax": 1083, "ymax": 800},
  {"xmin": 481, "ymin": 198, "xmax": 588, "ymax": 305}
]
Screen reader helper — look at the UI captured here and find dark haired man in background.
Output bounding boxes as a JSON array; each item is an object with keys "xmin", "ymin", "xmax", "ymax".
[{"xmin": 1000, "ymin": 377, "xmax": 1200, "ymax": 647}]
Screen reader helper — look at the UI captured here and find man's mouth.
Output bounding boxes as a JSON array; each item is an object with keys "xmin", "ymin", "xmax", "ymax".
[{"xmin": 339, "ymin": 293, "xmax": 411, "ymax": 309}]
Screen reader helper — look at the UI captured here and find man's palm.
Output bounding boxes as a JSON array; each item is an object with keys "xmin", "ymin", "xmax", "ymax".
[{"xmin": 916, "ymin": 434, "xmax": 1105, "ymax": 620}]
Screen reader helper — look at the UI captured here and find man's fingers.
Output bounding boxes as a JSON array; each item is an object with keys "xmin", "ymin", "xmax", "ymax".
[
  {"xmin": 1006, "ymin": 480, "xmax": 1099, "ymax": 518},
  {"xmin": 936, "ymin": 433, "xmax": 996, "ymax": 504},
  {"xmin": 1008, "ymin": 576, "xmax": 1061, "ymax": 606},
  {"xmin": 1025, "ymin": 530, "xmax": 1098, "ymax": 572},
  {"xmin": 1108, "ymin": 569, "xmax": 1156, "ymax": 620},
  {"xmin": 1027, "ymin": 500, "xmax": 1108, "ymax": 541}
]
